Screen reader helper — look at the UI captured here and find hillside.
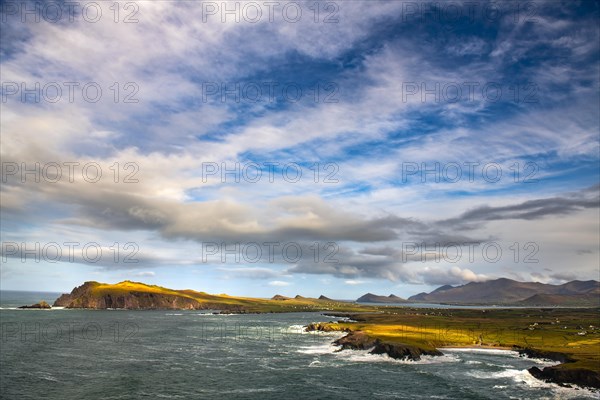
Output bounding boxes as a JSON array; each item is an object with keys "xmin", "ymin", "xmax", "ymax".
[
  {"xmin": 51, "ymin": 281, "xmax": 367, "ymax": 312},
  {"xmin": 517, "ymin": 292, "xmax": 600, "ymax": 307},
  {"xmin": 408, "ymin": 278, "xmax": 600, "ymax": 305},
  {"xmin": 356, "ymin": 293, "xmax": 409, "ymax": 303}
]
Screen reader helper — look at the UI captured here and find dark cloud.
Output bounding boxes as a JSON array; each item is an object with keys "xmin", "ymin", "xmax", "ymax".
[{"xmin": 440, "ymin": 185, "xmax": 599, "ymax": 228}]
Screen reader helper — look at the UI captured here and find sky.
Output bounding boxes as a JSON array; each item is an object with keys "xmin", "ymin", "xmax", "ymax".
[{"xmin": 0, "ymin": 0, "xmax": 599, "ymax": 298}]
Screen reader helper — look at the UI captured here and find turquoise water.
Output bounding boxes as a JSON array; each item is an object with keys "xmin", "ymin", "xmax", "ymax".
[{"xmin": 0, "ymin": 292, "xmax": 597, "ymax": 399}]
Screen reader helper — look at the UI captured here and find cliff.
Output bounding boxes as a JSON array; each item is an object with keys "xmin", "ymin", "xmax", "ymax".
[
  {"xmin": 53, "ymin": 281, "xmax": 242, "ymax": 311},
  {"xmin": 51, "ymin": 281, "xmax": 366, "ymax": 313}
]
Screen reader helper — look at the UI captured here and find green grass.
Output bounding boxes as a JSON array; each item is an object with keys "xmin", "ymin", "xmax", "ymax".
[{"xmin": 318, "ymin": 307, "xmax": 600, "ymax": 374}]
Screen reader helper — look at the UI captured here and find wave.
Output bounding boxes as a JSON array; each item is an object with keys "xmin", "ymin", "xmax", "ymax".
[
  {"xmin": 285, "ymin": 325, "xmax": 345, "ymax": 337},
  {"xmin": 296, "ymin": 343, "xmax": 340, "ymax": 355},
  {"xmin": 287, "ymin": 324, "xmax": 306, "ymax": 332},
  {"xmin": 296, "ymin": 342, "xmax": 461, "ymax": 365},
  {"xmin": 441, "ymin": 347, "xmax": 517, "ymax": 355},
  {"xmin": 443, "ymin": 347, "xmax": 559, "ymax": 366},
  {"xmin": 467, "ymin": 368, "xmax": 597, "ymax": 398},
  {"xmin": 338, "ymin": 350, "xmax": 461, "ymax": 365}
]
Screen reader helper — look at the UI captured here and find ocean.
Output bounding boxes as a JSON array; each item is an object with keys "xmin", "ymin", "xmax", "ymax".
[{"xmin": 0, "ymin": 291, "xmax": 596, "ymax": 399}]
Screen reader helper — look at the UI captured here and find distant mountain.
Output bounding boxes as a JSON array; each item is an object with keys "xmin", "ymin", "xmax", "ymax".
[
  {"xmin": 408, "ymin": 279, "xmax": 600, "ymax": 305},
  {"xmin": 411, "ymin": 284, "xmax": 454, "ymax": 301},
  {"xmin": 517, "ymin": 292, "xmax": 600, "ymax": 307},
  {"xmin": 356, "ymin": 293, "xmax": 409, "ymax": 303},
  {"xmin": 318, "ymin": 295, "xmax": 332, "ymax": 300}
]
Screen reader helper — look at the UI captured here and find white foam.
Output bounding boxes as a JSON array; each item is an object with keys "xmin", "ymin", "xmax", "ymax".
[
  {"xmin": 296, "ymin": 343, "xmax": 339, "ymax": 355},
  {"xmin": 468, "ymin": 368, "xmax": 598, "ymax": 398},
  {"xmin": 288, "ymin": 325, "xmax": 345, "ymax": 336},
  {"xmin": 442, "ymin": 348, "xmax": 560, "ymax": 367},
  {"xmin": 287, "ymin": 324, "xmax": 306, "ymax": 332},
  {"xmin": 328, "ymin": 316, "xmax": 357, "ymax": 322},
  {"xmin": 442, "ymin": 347, "xmax": 516, "ymax": 355},
  {"xmin": 337, "ymin": 349, "xmax": 461, "ymax": 365},
  {"xmin": 40, "ymin": 374, "xmax": 59, "ymax": 382}
]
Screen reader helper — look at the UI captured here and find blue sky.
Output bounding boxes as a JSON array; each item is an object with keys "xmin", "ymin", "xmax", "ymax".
[{"xmin": 1, "ymin": 1, "xmax": 599, "ymax": 298}]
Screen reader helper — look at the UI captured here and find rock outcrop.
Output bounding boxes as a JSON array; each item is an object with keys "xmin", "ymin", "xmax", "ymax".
[
  {"xmin": 517, "ymin": 347, "xmax": 573, "ymax": 363},
  {"xmin": 18, "ymin": 301, "xmax": 51, "ymax": 309},
  {"xmin": 529, "ymin": 366, "xmax": 600, "ymax": 390},
  {"xmin": 305, "ymin": 322, "xmax": 348, "ymax": 332},
  {"xmin": 306, "ymin": 324, "xmax": 443, "ymax": 361},
  {"xmin": 518, "ymin": 347, "xmax": 600, "ymax": 389},
  {"xmin": 334, "ymin": 331, "xmax": 443, "ymax": 360}
]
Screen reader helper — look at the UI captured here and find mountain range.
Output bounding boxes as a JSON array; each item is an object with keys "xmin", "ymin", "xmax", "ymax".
[
  {"xmin": 356, "ymin": 279, "xmax": 599, "ymax": 306},
  {"xmin": 408, "ymin": 278, "xmax": 600, "ymax": 305}
]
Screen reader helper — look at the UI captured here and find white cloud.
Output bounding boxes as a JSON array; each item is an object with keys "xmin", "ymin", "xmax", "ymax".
[
  {"xmin": 1, "ymin": 1, "xmax": 598, "ymax": 292},
  {"xmin": 344, "ymin": 280, "xmax": 366, "ymax": 285},
  {"xmin": 133, "ymin": 271, "xmax": 155, "ymax": 278},
  {"xmin": 268, "ymin": 280, "xmax": 291, "ymax": 287}
]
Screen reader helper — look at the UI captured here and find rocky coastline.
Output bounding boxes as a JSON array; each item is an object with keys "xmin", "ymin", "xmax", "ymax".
[
  {"xmin": 516, "ymin": 347, "xmax": 600, "ymax": 389},
  {"xmin": 305, "ymin": 323, "xmax": 442, "ymax": 361},
  {"xmin": 307, "ymin": 322, "xmax": 600, "ymax": 390}
]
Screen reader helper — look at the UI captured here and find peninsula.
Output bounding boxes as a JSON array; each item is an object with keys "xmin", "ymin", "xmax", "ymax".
[{"xmin": 51, "ymin": 280, "xmax": 367, "ymax": 313}]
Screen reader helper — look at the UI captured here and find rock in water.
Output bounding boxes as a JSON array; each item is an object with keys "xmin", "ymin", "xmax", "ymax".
[
  {"xmin": 18, "ymin": 301, "xmax": 51, "ymax": 309},
  {"xmin": 528, "ymin": 366, "xmax": 600, "ymax": 389},
  {"xmin": 333, "ymin": 331, "xmax": 443, "ymax": 361}
]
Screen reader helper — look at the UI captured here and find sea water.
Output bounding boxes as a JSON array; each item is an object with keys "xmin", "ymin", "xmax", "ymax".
[{"xmin": 0, "ymin": 292, "xmax": 596, "ymax": 399}]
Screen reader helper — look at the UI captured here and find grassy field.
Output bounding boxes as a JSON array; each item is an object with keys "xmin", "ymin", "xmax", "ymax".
[{"xmin": 316, "ymin": 307, "xmax": 600, "ymax": 373}]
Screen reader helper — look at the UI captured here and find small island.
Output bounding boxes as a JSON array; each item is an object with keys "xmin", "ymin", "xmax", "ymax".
[{"xmin": 18, "ymin": 301, "xmax": 51, "ymax": 309}]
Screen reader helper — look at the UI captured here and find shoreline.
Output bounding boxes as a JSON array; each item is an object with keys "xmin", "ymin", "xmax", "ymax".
[
  {"xmin": 306, "ymin": 318, "xmax": 600, "ymax": 391},
  {"xmin": 439, "ymin": 345, "xmax": 515, "ymax": 351}
]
